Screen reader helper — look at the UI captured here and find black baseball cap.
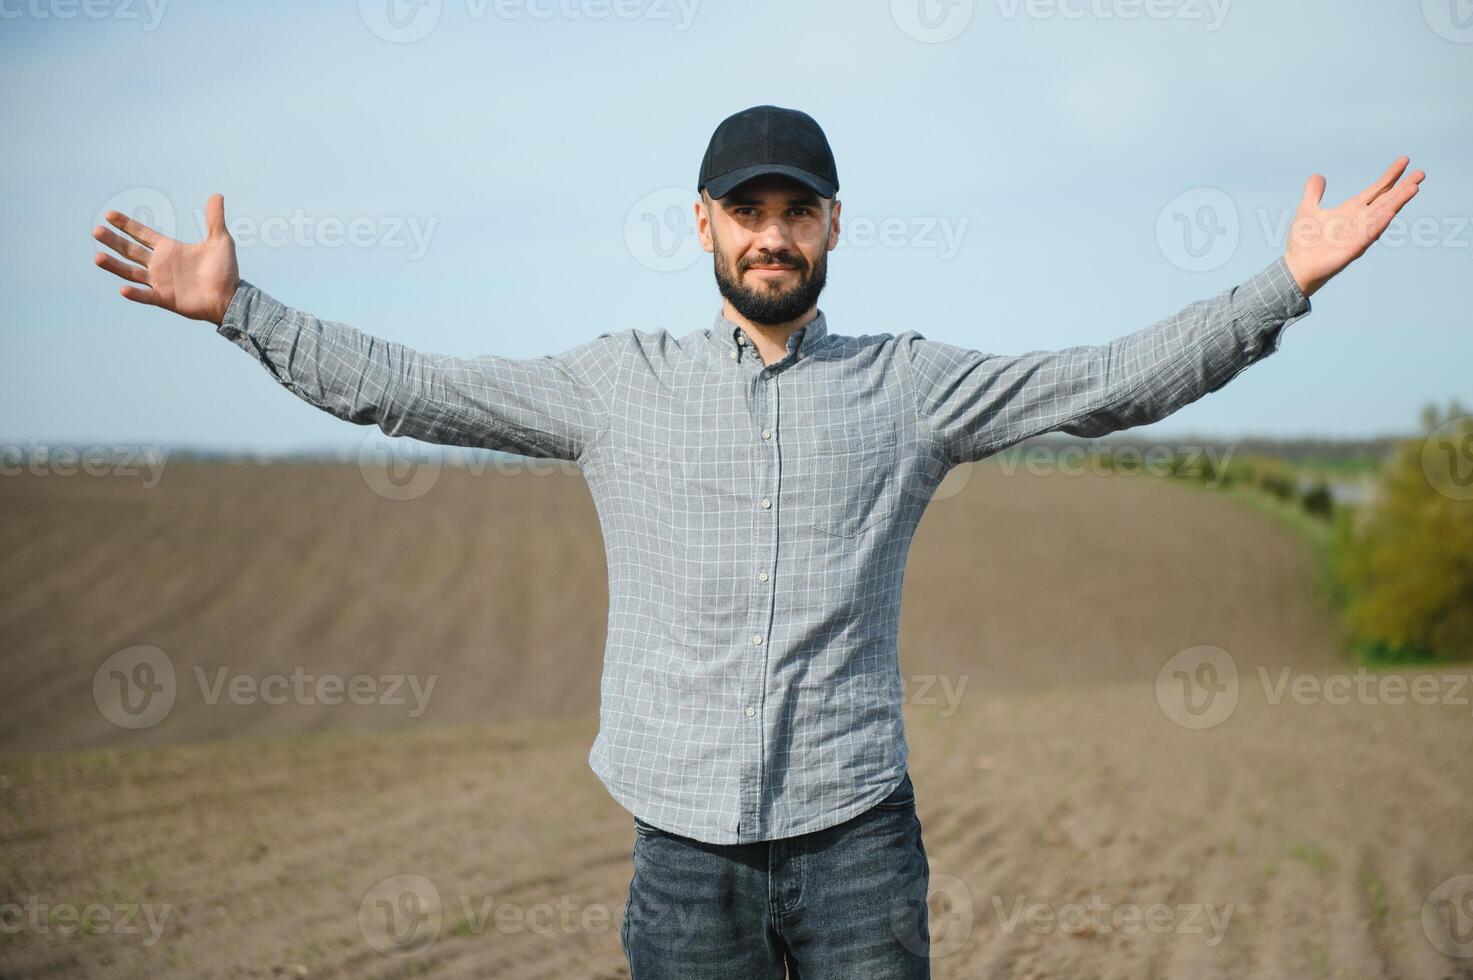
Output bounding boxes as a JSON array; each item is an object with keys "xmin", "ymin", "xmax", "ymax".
[{"xmin": 697, "ymin": 105, "xmax": 839, "ymax": 201}]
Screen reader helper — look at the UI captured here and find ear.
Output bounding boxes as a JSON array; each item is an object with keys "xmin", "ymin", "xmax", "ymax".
[
  {"xmin": 826, "ymin": 197, "xmax": 841, "ymax": 251},
  {"xmin": 695, "ymin": 190, "xmax": 715, "ymax": 254}
]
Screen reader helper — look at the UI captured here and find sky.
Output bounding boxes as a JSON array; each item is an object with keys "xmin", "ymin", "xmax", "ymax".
[{"xmin": 2, "ymin": 0, "xmax": 1469, "ymax": 454}]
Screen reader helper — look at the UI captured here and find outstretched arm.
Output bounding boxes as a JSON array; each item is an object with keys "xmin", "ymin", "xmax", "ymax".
[
  {"xmin": 93, "ymin": 194, "xmax": 619, "ymax": 462},
  {"xmin": 901, "ymin": 158, "xmax": 1426, "ymax": 466}
]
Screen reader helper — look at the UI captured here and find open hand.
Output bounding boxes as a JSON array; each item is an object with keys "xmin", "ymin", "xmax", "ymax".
[
  {"xmin": 92, "ymin": 193, "xmax": 240, "ymax": 325},
  {"xmin": 1284, "ymin": 157, "xmax": 1425, "ymax": 298}
]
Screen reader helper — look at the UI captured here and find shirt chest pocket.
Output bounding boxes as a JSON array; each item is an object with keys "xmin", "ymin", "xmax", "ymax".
[{"xmin": 791, "ymin": 430, "xmax": 903, "ymax": 539}]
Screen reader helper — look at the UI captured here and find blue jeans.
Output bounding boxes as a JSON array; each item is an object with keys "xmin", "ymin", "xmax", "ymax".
[{"xmin": 620, "ymin": 772, "xmax": 931, "ymax": 978}]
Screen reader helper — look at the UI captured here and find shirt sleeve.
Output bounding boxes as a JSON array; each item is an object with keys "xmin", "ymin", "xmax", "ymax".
[
  {"xmin": 215, "ymin": 281, "xmax": 621, "ymax": 462},
  {"xmin": 898, "ymin": 255, "xmax": 1313, "ymax": 466}
]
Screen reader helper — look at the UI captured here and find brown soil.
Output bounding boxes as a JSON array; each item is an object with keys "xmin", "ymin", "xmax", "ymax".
[{"xmin": 2, "ymin": 462, "xmax": 1469, "ymax": 978}]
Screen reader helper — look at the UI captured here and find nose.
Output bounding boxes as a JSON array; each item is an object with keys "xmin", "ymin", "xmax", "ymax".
[{"xmin": 752, "ymin": 214, "xmax": 794, "ymax": 254}]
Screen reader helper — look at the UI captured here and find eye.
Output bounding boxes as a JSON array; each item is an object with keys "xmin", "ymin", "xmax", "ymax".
[{"xmin": 789, "ymin": 207, "xmax": 813, "ymax": 218}]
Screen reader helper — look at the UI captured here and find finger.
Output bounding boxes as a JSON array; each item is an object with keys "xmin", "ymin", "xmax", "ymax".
[
  {"xmin": 1369, "ymin": 172, "xmax": 1424, "ymax": 224},
  {"xmin": 1362, "ymin": 203, "xmax": 1403, "ymax": 252},
  {"xmin": 92, "ymin": 225, "xmax": 152, "ymax": 265},
  {"xmin": 119, "ymin": 285, "xmax": 163, "ymax": 307},
  {"xmin": 1357, "ymin": 156, "xmax": 1410, "ymax": 206},
  {"xmin": 104, "ymin": 210, "xmax": 165, "ymax": 249},
  {"xmin": 94, "ymin": 251, "xmax": 151, "ymax": 285},
  {"xmin": 1299, "ymin": 174, "xmax": 1326, "ymax": 212},
  {"xmin": 204, "ymin": 193, "xmax": 227, "ymax": 240}
]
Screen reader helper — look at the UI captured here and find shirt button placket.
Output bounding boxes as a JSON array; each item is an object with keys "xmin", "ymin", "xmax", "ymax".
[{"xmin": 741, "ymin": 358, "xmax": 781, "ymax": 839}]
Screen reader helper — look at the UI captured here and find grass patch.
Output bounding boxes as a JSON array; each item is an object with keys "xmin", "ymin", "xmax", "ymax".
[
  {"xmin": 1286, "ymin": 842, "xmax": 1335, "ymax": 874},
  {"xmin": 1361, "ymin": 869, "xmax": 1389, "ymax": 920}
]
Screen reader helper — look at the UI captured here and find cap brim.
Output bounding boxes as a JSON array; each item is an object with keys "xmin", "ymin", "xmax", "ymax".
[{"xmin": 703, "ymin": 164, "xmax": 837, "ymax": 200}]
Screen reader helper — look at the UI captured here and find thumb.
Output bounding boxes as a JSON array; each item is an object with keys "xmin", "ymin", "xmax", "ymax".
[
  {"xmin": 1298, "ymin": 174, "xmax": 1325, "ymax": 213},
  {"xmin": 205, "ymin": 193, "xmax": 227, "ymax": 240}
]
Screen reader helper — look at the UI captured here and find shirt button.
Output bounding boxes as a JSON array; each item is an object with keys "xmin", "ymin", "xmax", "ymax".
[
  {"xmin": 745, "ymin": 705, "xmax": 756, "ymax": 717},
  {"xmin": 760, "ymin": 497, "xmax": 772, "ymax": 509},
  {"xmin": 752, "ymin": 634, "xmax": 763, "ymax": 645},
  {"xmin": 757, "ymin": 570, "xmax": 769, "ymax": 582},
  {"xmin": 730, "ymin": 350, "xmax": 738, "ymax": 360},
  {"xmin": 761, "ymin": 429, "xmax": 771, "ymax": 440}
]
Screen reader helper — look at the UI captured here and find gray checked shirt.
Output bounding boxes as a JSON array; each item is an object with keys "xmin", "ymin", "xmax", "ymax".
[{"xmin": 217, "ymin": 254, "xmax": 1311, "ymax": 844}]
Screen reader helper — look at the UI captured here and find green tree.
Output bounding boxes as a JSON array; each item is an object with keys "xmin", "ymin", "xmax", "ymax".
[{"xmin": 1331, "ymin": 402, "xmax": 1473, "ymax": 663}]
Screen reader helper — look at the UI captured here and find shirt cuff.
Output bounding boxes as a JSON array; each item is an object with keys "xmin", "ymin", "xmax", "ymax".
[
  {"xmin": 217, "ymin": 279, "xmax": 288, "ymax": 344},
  {"xmin": 1245, "ymin": 255, "xmax": 1313, "ymax": 357}
]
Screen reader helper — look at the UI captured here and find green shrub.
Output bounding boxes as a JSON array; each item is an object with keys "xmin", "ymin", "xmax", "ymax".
[
  {"xmin": 1329, "ymin": 403, "xmax": 1473, "ymax": 663},
  {"xmin": 1197, "ymin": 456, "xmax": 1219, "ymax": 486},
  {"xmin": 1301, "ymin": 482, "xmax": 1334, "ymax": 519},
  {"xmin": 1259, "ymin": 466, "xmax": 1295, "ymax": 501}
]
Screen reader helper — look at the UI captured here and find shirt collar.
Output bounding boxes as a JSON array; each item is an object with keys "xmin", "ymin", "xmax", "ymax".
[{"xmin": 710, "ymin": 309, "xmax": 830, "ymax": 364}]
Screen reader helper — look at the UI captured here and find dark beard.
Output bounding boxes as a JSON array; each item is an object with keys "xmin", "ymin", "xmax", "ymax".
[{"xmin": 713, "ymin": 242, "xmax": 828, "ymax": 326}]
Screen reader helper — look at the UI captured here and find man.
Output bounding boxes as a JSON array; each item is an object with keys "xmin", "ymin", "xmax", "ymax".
[{"xmin": 91, "ymin": 105, "xmax": 1423, "ymax": 978}]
